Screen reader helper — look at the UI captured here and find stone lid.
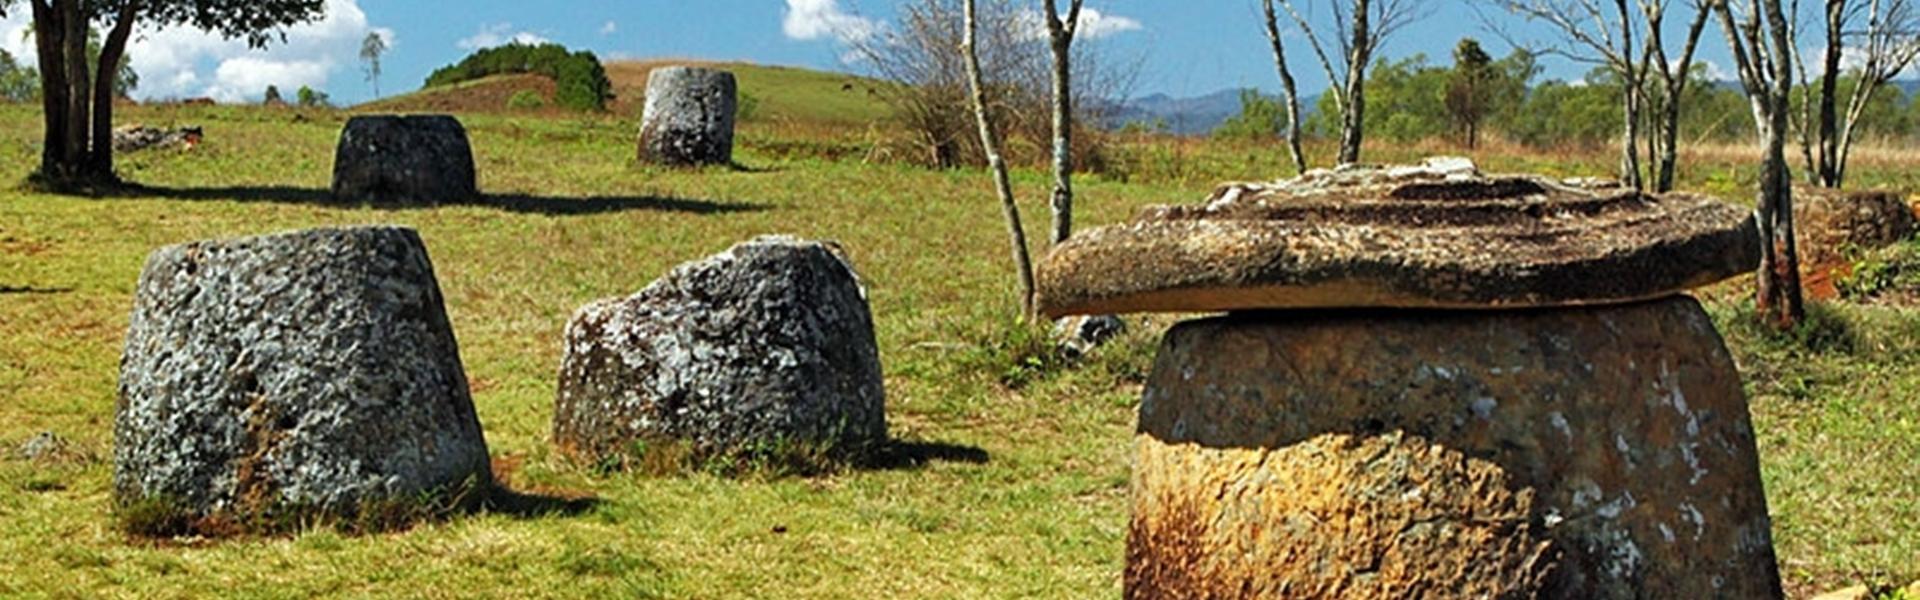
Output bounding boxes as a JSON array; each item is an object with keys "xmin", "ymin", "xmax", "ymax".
[{"xmin": 1036, "ymin": 158, "xmax": 1761, "ymax": 317}]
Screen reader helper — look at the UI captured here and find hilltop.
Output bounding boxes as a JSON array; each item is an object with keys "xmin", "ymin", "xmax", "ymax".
[{"xmin": 360, "ymin": 60, "xmax": 893, "ymax": 127}]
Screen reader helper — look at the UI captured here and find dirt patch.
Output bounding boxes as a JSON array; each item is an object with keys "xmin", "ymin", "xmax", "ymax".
[{"xmin": 359, "ymin": 74, "xmax": 558, "ymax": 114}]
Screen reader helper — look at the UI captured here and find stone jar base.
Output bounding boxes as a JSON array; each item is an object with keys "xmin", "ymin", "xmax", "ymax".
[{"xmin": 1127, "ymin": 296, "xmax": 1782, "ymax": 599}]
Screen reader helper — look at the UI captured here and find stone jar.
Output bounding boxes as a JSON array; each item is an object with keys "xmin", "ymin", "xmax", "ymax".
[
  {"xmin": 115, "ymin": 226, "xmax": 492, "ymax": 527},
  {"xmin": 1126, "ymin": 296, "xmax": 1781, "ymax": 599},
  {"xmin": 331, "ymin": 114, "xmax": 479, "ymax": 205},
  {"xmin": 552, "ymin": 235, "xmax": 885, "ymax": 463},
  {"xmin": 637, "ymin": 67, "xmax": 737, "ymax": 166}
]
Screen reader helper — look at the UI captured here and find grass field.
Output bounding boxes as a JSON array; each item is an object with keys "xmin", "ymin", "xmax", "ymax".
[{"xmin": 0, "ymin": 88, "xmax": 1916, "ymax": 598}]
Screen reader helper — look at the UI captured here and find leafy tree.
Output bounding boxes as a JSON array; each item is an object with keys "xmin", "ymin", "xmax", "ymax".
[
  {"xmin": 1445, "ymin": 39, "xmax": 1493, "ymax": 148},
  {"xmin": 360, "ymin": 31, "xmax": 386, "ymax": 99},
  {"xmin": 295, "ymin": 85, "xmax": 330, "ymax": 108},
  {"xmin": 263, "ymin": 84, "xmax": 283, "ymax": 105},
  {"xmin": 1508, "ymin": 78, "xmax": 1620, "ymax": 146},
  {"xmin": 0, "ymin": 49, "xmax": 37, "ymax": 102},
  {"xmin": 424, "ymin": 42, "xmax": 612, "ymax": 111},
  {"xmin": 1215, "ymin": 89, "xmax": 1288, "ymax": 140},
  {"xmin": 0, "ymin": 0, "xmax": 321, "ymax": 190}
]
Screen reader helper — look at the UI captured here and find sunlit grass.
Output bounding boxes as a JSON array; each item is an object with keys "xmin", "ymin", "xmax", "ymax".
[{"xmin": 0, "ymin": 100, "xmax": 1915, "ymax": 597}]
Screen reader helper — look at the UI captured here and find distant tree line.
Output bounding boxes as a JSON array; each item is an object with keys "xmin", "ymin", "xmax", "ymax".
[
  {"xmin": 1218, "ymin": 45, "xmax": 1920, "ymax": 152},
  {"xmin": 424, "ymin": 42, "xmax": 613, "ymax": 111}
]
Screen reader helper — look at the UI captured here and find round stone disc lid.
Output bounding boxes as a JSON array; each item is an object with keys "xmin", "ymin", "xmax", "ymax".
[{"xmin": 1036, "ymin": 159, "xmax": 1761, "ymax": 318}]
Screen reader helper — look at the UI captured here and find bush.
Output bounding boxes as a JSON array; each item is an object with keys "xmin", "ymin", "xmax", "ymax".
[
  {"xmin": 1214, "ymin": 89, "xmax": 1286, "ymax": 140},
  {"xmin": 1838, "ymin": 238, "xmax": 1920, "ymax": 302},
  {"xmin": 506, "ymin": 89, "xmax": 546, "ymax": 110},
  {"xmin": 425, "ymin": 42, "xmax": 613, "ymax": 111}
]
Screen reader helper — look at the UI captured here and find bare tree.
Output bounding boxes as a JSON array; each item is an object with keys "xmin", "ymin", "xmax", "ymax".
[
  {"xmin": 1278, "ymin": 0, "xmax": 1420, "ymax": 164},
  {"xmin": 1641, "ymin": 0, "xmax": 1713, "ymax": 192},
  {"xmin": 964, "ymin": 0, "xmax": 1038, "ymax": 318},
  {"xmin": 1805, "ymin": 0, "xmax": 1920, "ymax": 187},
  {"xmin": 1261, "ymin": 0, "xmax": 1309, "ymax": 174},
  {"xmin": 1494, "ymin": 0, "xmax": 1657, "ymax": 189},
  {"xmin": 1042, "ymin": 0, "xmax": 1082, "ymax": 244},
  {"xmin": 360, "ymin": 31, "xmax": 387, "ymax": 99},
  {"xmin": 1716, "ymin": 0, "xmax": 1807, "ymax": 328},
  {"xmin": 850, "ymin": 0, "xmax": 1136, "ymax": 172}
]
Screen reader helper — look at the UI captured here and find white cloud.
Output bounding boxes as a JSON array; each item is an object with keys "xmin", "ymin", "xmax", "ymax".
[
  {"xmin": 457, "ymin": 23, "xmax": 551, "ymax": 51},
  {"xmin": 783, "ymin": 0, "xmax": 879, "ymax": 44},
  {"xmin": 600, "ymin": 21, "xmax": 618, "ymax": 36},
  {"xmin": 2, "ymin": 12, "xmax": 33, "ymax": 65},
  {"xmin": 1695, "ymin": 59, "xmax": 1735, "ymax": 82},
  {"xmin": 0, "ymin": 0, "xmax": 393, "ymax": 103},
  {"xmin": 1071, "ymin": 8, "xmax": 1144, "ymax": 39},
  {"xmin": 1014, "ymin": 7, "xmax": 1144, "ymax": 41}
]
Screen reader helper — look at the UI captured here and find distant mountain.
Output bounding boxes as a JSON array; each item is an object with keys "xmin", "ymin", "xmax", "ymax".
[{"xmin": 1107, "ymin": 89, "xmax": 1322, "ymax": 136}]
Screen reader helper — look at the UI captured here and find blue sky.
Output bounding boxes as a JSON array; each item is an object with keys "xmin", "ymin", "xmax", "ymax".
[{"xmin": 0, "ymin": 0, "xmax": 1813, "ymax": 105}]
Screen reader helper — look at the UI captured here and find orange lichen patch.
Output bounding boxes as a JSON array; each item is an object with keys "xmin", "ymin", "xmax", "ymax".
[
  {"xmin": 1128, "ymin": 432, "xmax": 1556, "ymax": 599},
  {"xmin": 1803, "ymin": 261, "xmax": 1852, "ymax": 301},
  {"xmin": 1130, "ymin": 297, "xmax": 1784, "ymax": 598}
]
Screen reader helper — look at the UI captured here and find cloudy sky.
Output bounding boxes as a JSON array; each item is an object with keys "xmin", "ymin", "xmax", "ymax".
[{"xmin": 0, "ymin": 0, "xmax": 1872, "ymax": 105}]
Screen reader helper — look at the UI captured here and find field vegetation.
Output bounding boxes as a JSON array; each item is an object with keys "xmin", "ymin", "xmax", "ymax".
[{"xmin": 0, "ymin": 58, "xmax": 1917, "ymax": 597}]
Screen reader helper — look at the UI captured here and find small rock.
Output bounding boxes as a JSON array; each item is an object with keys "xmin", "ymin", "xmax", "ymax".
[
  {"xmin": 115, "ymin": 226, "xmax": 492, "ymax": 526},
  {"xmin": 1053, "ymin": 314, "xmax": 1125, "ymax": 359},
  {"xmin": 331, "ymin": 114, "xmax": 479, "ymax": 205},
  {"xmin": 112, "ymin": 124, "xmax": 203, "ymax": 153},
  {"xmin": 1810, "ymin": 585, "xmax": 1870, "ymax": 600},
  {"xmin": 15, "ymin": 431, "xmax": 69, "ymax": 462},
  {"xmin": 552, "ymin": 235, "xmax": 886, "ymax": 463},
  {"xmin": 638, "ymin": 67, "xmax": 737, "ymax": 166}
]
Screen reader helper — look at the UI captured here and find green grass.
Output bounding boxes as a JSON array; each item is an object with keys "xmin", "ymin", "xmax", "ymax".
[{"xmin": 1, "ymin": 100, "xmax": 1916, "ymax": 597}]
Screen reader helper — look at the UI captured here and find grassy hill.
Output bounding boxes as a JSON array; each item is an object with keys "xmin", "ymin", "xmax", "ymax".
[{"xmin": 361, "ymin": 60, "xmax": 892, "ymax": 128}]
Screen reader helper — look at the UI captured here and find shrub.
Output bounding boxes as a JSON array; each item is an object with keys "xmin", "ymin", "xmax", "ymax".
[
  {"xmin": 506, "ymin": 89, "xmax": 546, "ymax": 110},
  {"xmin": 425, "ymin": 42, "xmax": 612, "ymax": 111}
]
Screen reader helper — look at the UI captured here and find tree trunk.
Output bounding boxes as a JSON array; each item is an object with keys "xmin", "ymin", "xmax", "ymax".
[
  {"xmin": 1654, "ymin": 89, "xmax": 1683, "ymax": 191},
  {"xmin": 1833, "ymin": 82, "xmax": 1876, "ymax": 187},
  {"xmin": 1337, "ymin": 0, "xmax": 1369, "ymax": 165},
  {"xmin": 28, "ymin": 0, "xmax": 70, "ymax": 181},
  {"xmin": 90, "ymin": 3, "xmax": 140, "ymax": 181},
  {"xmin": 1261, "ymin": 0, "xmax": 1308, "ymax": 175},
  {"xmin": 1615, "ymin": 0, "xmax": 1643, "ymax": 190},
  {"xmin": 60, "ymin": 0, "xmax": 91, "ymax": 176},
  {"xmin": 1815, "ymin": 0, "xmax": 1844, "ymax": 187},
  {"xmin": 1761, "ymin": 0, "xmax": 1807, "ymax": 327},
  {"xmin": 1044, "ymin": 0, "xmax": 1079, "ymax": 246},
  {"xmin": 963, "ymin": 0, "xmax": 1037, "ymax": 319}
]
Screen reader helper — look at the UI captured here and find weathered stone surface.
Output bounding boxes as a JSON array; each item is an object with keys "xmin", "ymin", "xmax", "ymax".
[
  {"xmin": 331, "ymin": 115, "xmax": 479, "ymax": 205},
  {"xmin": 552, "ymin": 235, "xmax": 885, "ymax": 462},
  {"xmin": 115, "ymin": 226, "xmax": 492, "ymax": 521},
  {"xmin": 1794, "ymin": 187, "xmax": 1916, "ymax": 265},
  {"xmin": 1037, "ymin": 159, "xmax": 1761, "ymax": 316},
  {"xmin": 1128, "ymin": 296, "xmax": 1782, "ymax": 599},
  {"xmin": 15, "ymin": 431, "xmax": 72, "ymax": 462},
  {"xmin": 638, "ymin": 67, "xmax": 737, "ymax": 166},
  {"xmin": 1053, "ymin": 314, "xmax": 1126, "ymax": 360}
]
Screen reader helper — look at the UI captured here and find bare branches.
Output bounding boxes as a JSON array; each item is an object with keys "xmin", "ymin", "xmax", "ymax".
[
  {"xmin": 1261, "ymin": 0, "xmax": 1310, "ymax": 174},
  {"xmin": 962, "ymin": 0, "xmax": 1038, "ymax": 318}
]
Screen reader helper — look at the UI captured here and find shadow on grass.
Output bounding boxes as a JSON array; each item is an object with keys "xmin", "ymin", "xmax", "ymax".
[
  {"xmin": 857, "ymin": 439, "xmax": 991, "ymax": 471},
  {"xmin": 481, "ymin": 485, "xmax": 601, "ymax": 519},
  {"xmin": 0, "ymin": 285, "xmax": 74, "ymax": 295},
  {"xmin": 129, "ymin": 185, "xmax": 769, "ymax": 216}
]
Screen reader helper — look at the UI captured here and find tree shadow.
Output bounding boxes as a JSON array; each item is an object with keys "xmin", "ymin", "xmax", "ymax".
[
  {"xmin": 857, "ymin": 438, "xmax": 991, "ymax": 471},
  {"xmin": 130, "ymin": 185, "xmax": 770, "ymax": 216},
  {"xmin": 0, "ymin": 285, "xmax": 74, "ymax": 295},
  {"xmin": 480, "ymin": 485, "xmax": 601, "ymax": 520}
]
